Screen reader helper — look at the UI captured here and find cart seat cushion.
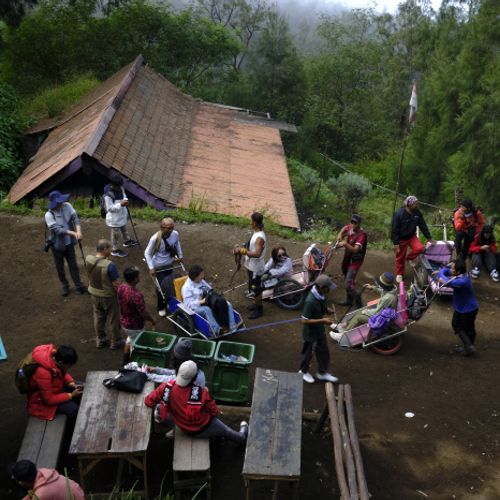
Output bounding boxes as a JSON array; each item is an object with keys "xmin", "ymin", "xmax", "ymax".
[{"xmin": 174, "ymin": 276, "xmax": 188, "ymax": 302}]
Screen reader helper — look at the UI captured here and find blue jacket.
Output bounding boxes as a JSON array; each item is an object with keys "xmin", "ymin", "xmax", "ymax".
[
  {"xmin": 45, "ymin": 203, "xmax": 80, "ymax": 251},
  {"xmin": 437, "ymin": 268, "xmax": 478, "ymax": 313}
]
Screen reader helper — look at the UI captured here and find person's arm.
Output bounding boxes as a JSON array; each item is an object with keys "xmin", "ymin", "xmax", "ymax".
[
  {"xmin": 202, "ymin": 390, "xmax": 219, "ymax": 417},
  {"xmin": 263, "ymin": 257, "xmax": 273, "ymax": 274},
  {"xmin": 144, "ymin": 383, "xmax": 166, "ymax": 408},
  {"xmin": 67, "ymin": 204, "xmax": 82, "ymax": 239},
  {"xmin": 301, "ymin": 301, "xmax": 333, "ymax": 325},
  {"xmin": 391, "ymin": 210, "xmax": 401, "ymax": 251},
  {"xmin": 246, "ymin": 237, "xmax": 264, "ymax": 258},
  {"xmin": 336, "ymin": 225, "xmax": 348, "ymax": 243},
  {"xmin": 34, "ymin": 368, "xmax": 75, "ymax": 405},
  {"xmin": 45, "ymin": 210, "xmax": 77, "ymax": 238},
  {"xmin": 108, "ymin": 262, "xmax": 121, "ymax": 289},
  {"xmin": 182, "ymin": 281, "xmax": 200, "ymax": 310},
  {"xmin": 144, "ymin": 234, "xmax": 156, "ymax": 273},
  {"xmin": 469, "ymin": 236, "xmax": 482, "ymax": 254},
  {"xmin": 454, "ymin": 211, "xmax": 465, "ymax": 232},
  {"xmin": 104, "ymin": 194, "xmax": 124, "ymax": 213},
  {"xmin": 269, "ymin": 257, "xmax": 293, "ymax": 278},
  {"xmin": 418, "ymin": 212, "xmax": 433, "ymax": 241},
  {"xmin": 174, "ymin": 232, "xmax": 183, "ymax": 260}
]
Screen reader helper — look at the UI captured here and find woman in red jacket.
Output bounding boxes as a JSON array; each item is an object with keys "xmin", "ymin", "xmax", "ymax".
[
  {"xmin": 144, "ymin": 360, "xmax": 248, "ymax": 444},
  {"xmin": 469, "ymin": 225, "xmax": 499, "ymax": 282},
  {"xmin": 454, "ymin": 199, "xmax": 484, "ymax": 260},
  {"xmin": 27, "ymin": 345, "xmax": 82, "ymax": 420}
]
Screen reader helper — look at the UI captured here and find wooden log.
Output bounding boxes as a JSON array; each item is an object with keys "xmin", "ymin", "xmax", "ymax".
[
  {"xmin": 337, "ymin": 386, "xmax": 359, "ymax": 500},
  {"xmin": 344, "ymin": 385, "xmax": 369, "ymax": 500},
  {"xmin": 325, "ymin": 383, "xmax": 350, "ymax": 500}
]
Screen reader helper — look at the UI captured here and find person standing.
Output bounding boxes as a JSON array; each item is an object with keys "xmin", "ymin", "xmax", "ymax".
[
  {"xmin": 44, "ymin": 191, "xmax": 87, "ymax": 297},
  {"xmin": 104, "ymin": 173, "xmax": 138, "ymax": 258},
  {"xmin": 7, "ymin": 459, "xmax": 85, "ymax": 500},
  {"xmin": 233, "ymin": 212, "xmax": 267, "ymax": 319},
  {"xmin": 118, "ymin": 266, "xmax": 156, "ymax": 365},
  {"xmin": 26, "ymin": 344, "xmax": 82, "ymax": 420},
  {"xmin": 469, "ymin": 225, "xmax": 499, "ymax": 282},
  {"xmin": 391, "ymin": 195, "xmax": 433, "ymax": 282},
  {"xmin": 335, "ymin": 214, "xmax": 367, "ymax": 307},
  {"xmin": 86, "ymin": 239, "xmax": 123, "ymax": 349},
  {"xmin": 437, "ymin": 257, "xmax": 479, "ymax": 356},
  {"xmin": 298, "ymin": 274, "xmax": 338, "ymax": 384},
  {"xmin": 144, "ymin": 218, "xmax": 183, "ymax": 317},
  {"xmin": 454, "ymin": 199, "xmax": 484, "ymax": 260}
]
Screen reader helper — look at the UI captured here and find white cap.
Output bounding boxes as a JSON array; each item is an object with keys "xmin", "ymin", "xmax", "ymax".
[{"xmin": 176, "ymin": 360, "xmax": 198, "ymax": 387}]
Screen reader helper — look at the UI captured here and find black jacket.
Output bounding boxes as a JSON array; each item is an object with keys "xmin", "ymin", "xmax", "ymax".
[{"xmin": 391, "ymin": 207, "xmax": 431, "ymax": 244}]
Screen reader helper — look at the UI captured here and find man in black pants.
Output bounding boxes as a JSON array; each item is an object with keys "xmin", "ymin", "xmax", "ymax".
[
  {"xmin": 298, "ymin": 274, "xmax": 339, "ymax": 384},
  {"xmin": 44, "ymin": 191, "xmax": 87, "ymax": 297}
]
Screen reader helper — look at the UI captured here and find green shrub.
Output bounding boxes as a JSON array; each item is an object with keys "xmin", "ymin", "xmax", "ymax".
[{"xmin": 326, "ymin": 172, "xmax": 371, "ymax": 214}]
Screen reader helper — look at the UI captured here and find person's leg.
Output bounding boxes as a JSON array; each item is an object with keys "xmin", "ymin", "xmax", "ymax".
[
  {"xmin": 155, "ymin": 269, "xmax": 171, "ymax": 312},
  {"xmin": 120, "ymin": 225, "xmax": 131, "ymax": 243},
  {"xmin": 483, "ymin": 250, "xmax": 497, "ymax": 273},
  {"xmin": 345, "ymin": 311, "xmax": 369, "ymax": 330},
  {"xmin": 248, "ymin": 273, "xmax": 263, "ymax": 319},
  {"xmin": 406, "ymin": 234, "xmax": 424, "ymax": 261},
  {"xmin": 299, "ymin": 341, "xmax": 314, "ymax": 374},
  {"xmin": 454, "ymin": 231, "xmax": 465, "ymax": 259},
  {"xmin": 345, "ymin": 268, "xmax": 361, "ymax": 306},
  {"xmin": 93, "ymin": 296, "xmax": 108, "ymax": 347},
  {"xmin": 395, "ymin": 240, "xmax": 409, "ymax": 277},
  {"xmin": 315, "ymin": 335, "xmax": 331, "ymax": 375},
  {"xmin": 51, "ymin": 247, "xmax": 68, "ymax": 288},
  {"xmin": 65, "ymin": 244, "xmax": 84, "ymax": 289},
  {"xmin": 56, "ymin": 400, "xmax": 79, "ymax": 418},
  {"xmin": 461, "ymin": 228, "xmax": 476, "ymax": 260},
  {"xmin": 106, "ymin": 297, "xmax": 122, "ymax": 347},
  {"xmin": 471, "ymin": 253, "xmax": 482, "ymax": 276},
  {"xmin": 462, "ymin": 309, "xmax": 478, "ymax": 346},
  {"xmin": 195, "ymin": 417, "xmax": 246, "ymax": 444},
  {"xmin": 195, "ymin": 306, "xmax": 220, "ymax": 335},
  {"xmin": 110, "ymin": 227, "xmax": 121, "ymax": 251},
  {"xmin": 451, "ymin": 310, "xmax": 474, "ymax": 353}
]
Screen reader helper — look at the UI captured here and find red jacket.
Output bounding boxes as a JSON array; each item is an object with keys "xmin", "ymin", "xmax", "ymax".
[
  {"xmin": 454, "ymin": 209, "xmax": 484, "ymax": 234},
  {"xmin": 27, "ymin": 344, "xmax": 75, "ymax": 421},
  {"xmin": 470, "ymin": 232, "xmax": 497, "ymax": 254},
  {"xmin": 144, "ymin": 380, "xmax": 218, "ymax": 434},
  {"xmin": 22, "ymin": 468, "xmax": 85, "ymax": 500}
]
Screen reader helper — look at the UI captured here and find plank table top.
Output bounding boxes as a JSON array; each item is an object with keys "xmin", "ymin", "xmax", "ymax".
[
  {"xmin": 69, "ymin": 370, "xmax": 153, "ymax": 456},
  {"xmin": 243, "ymin": 368, "xmax": 303, "ymax": 480}
]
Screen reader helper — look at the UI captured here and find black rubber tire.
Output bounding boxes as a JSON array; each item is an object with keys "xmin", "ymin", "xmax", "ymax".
[
  {"xmin": 273, "ymin": 278, "xmax": 305, "ymax": 310},
  {"xmin": 171, "ymin": 309, "xmax": 195, "ymax": 336},
  {"xmin": 369, "ymin": 331, "xmax": 403, "ymax": 356}
]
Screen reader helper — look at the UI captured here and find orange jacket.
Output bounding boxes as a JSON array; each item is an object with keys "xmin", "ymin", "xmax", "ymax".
[{"xmin": 454, "ymin": 209, "xmax": 484, "ymax": 234}]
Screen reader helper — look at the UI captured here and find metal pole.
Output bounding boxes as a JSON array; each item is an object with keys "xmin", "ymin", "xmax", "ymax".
[{"xmin": 126, "ymin": 206, "xmax": 143, "ymax": 253}]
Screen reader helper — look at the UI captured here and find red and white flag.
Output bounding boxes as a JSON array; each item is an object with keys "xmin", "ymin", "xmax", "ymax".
[{"xmin": 408, "ymin": 82, "xmax": 417, "ymax": 125}]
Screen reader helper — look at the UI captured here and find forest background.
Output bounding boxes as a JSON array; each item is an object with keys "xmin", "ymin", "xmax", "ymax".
[{"xmin": 0, "ymin": 0, "xmax": 498, "ymax": 242}]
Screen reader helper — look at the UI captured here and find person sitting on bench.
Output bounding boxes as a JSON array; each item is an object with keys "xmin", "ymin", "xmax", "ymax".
[
  {"xmin": 27, "ymin": 345, "xmax": 82, "ymax": 420},
  {"xmin": 261, "ymin": 246, "xmax": 293, "ymax": 285},
  {"xmin": 182, "ymin": 265, "xmax": 242, "ymax": 335},
  {"xmin": 8, "ymin": 459, "xmax": 85, "ymax": 500},
  {"xmin": 144, "ymin": 360, "xmax": 248, "ymax": 444},
  {"xmin": 331, "ymin": 272, "xmax": 398, "ymax": 333}
]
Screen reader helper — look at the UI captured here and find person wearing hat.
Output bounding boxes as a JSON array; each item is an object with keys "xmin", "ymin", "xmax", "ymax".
[
  {"xmin": 144, "ymin": 360, "xmax": 248, "ymax": 443},
  {"xmin": 45, "ymin": 190, "xmax": 87, "ymax": 297},
  {"xmin": 391, "ymin": 195, "xmax": 433, "ymax": 282},
  {"xmin": 331, "ymin": 272, "xmax": 398, "ymax": 334},
  {"xmin": 335, "ymin": 214, "xmax": 367, "ymax": 307},
  {"xmin": 298, "ymin": 274, "xmax": 339, "ymax": 384},
  {"xmin": 454, "ymin": 199, "xmax": 484, "ymax": 261},
  {"xmin": 103, "ymin": 172, "xmax": 138, "ymax": 258},
  {"xmin": 7, "ymin": 459, "xmax": 85, "ymax": 499},
  {"xmin": 469, "ymin": 224, "xmax": 499, "ymax": 282}
]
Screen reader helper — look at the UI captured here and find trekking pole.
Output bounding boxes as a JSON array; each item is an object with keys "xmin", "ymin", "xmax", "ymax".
[
  {"xmin": 70, "ymin": 220, "xmax": 88, "ymax": 276},
  {"xmin": 126, "ymin": 206, "xmax": 143, "ymax": 253}
]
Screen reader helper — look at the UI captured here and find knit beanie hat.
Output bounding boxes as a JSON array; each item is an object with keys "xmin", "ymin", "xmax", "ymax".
[
  {"xmin": 173, "ymin": 338, "xmax": 193, "ymax": 361},
  {"xmin": 405, "ymin": 195, "xmax": 418, "ymax": 207}
]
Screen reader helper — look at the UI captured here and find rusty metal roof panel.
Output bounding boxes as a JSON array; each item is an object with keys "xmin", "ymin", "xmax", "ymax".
[{"xmin": 179, "ymin": 104, "xmax": 300, "ymax": 229}]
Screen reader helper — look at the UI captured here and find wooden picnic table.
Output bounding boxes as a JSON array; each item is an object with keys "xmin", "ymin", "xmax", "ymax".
[
  {"xmin": 69, "ymin": 370, "xmax": 154, "ymax": 498},
  {"xmin": 242, "ymin": 368, "xmax": 303, "ymax": 500}
]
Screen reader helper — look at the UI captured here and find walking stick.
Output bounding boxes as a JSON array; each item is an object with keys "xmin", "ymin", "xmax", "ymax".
[
  {"xmin": 76, "ymin": 239, "xmax": 88, "ymax": 277},
  {"xmin": 126, "ymin": 206, "xmax": 143, "ymax": 253}
]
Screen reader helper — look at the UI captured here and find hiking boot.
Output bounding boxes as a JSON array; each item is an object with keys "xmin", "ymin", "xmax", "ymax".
[
  {"xmin": 316, "ymin": 372, "xmax": 339, "ymax": 383},
  {"xmin": 453, "ymin": 344, "xmax": 465, "ymax": 354},
  {"xmin": 110, "ymin": 340, "xmax": 125, "ymax": 350},
  {"xmin": 471, "ymin": 267, "xmax": 480, "ymax": 279},
  {"xmin": 329, "ymin": 330, "xmax": 343, "ymax": 342},
  {"xmin": 239, "ymin": 421, "xmax": 249, "ymax": 440},
  {"xmin": 75, "ymin": 286, "xmax": 88, "ymax": 295},
  {"xmin": 123, "ymin": 239, "xmax": 139, "ymax": 248},
  {"xmin": 248, "ymin": 306, "xmax": 263, "ymax": 320},
  {"xmin": 111, "ymin": 249, "xmax": 128, "ymax": 257},
  {"xmin": 490, "ymin": 270, "xmax": 499, "ymax": 282},
  {"xmin": 299, "ymin": 370, "xmax": 315, "ymax": 384},
  {"xmin": 462, "ymin": 344, "xmax": 475, "ymax": 357},
  {"xmin": 158, "ymin": 309, "xmax": 167, "ymax": 317},
  {"xmin": 96, "ymin": 340, "xmax": 110, "ymax": 349},
  {"xmin": 61, "ymin": 284, "xmax": 69, "ymax": 297}
]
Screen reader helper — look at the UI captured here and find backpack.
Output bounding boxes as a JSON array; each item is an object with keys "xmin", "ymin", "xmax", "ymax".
[
  {"xmin": 15, "ymin": 353, "xmax": 39, "ymax": 394},
  {"xmin": 368, "ymin": 308, "xmax": 398, "ymax": 336},
  {"xmin": 100, "ymin": 187, "xmax": 116, "ymax": 218},
  {"xmin": 206, "ymin": 290, "xmax": 230, "ymax": 328}
]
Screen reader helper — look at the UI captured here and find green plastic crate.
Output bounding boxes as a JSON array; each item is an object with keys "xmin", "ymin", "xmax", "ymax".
[
  {"xmin": 131, "ymin": 331, "xmax": 176, "ymax": 368},
  {"xmin": 182, "ymin": 338, "xmax": 216, "ymax": 389},
  {"xmin": 211, "ymin": 341, "xmax": 255, "ymax": 403}
]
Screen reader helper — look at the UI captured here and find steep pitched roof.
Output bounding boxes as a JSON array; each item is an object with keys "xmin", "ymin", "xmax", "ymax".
[{"xmin": 9, "ymin": 56, "xmax": 299, "ymax": 228}]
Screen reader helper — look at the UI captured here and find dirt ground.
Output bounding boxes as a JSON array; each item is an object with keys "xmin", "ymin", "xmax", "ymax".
[{"xmin": 0, "ymin": 213, "xmax": 499, "ymax": 499}]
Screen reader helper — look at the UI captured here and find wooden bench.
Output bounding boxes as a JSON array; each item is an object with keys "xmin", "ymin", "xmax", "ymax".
[
  {"xmin": 173, "ymin": 426, "xmax": 211, "ymax": 500},
  {"xmin": 243, "ymin": 368, "xmax": 303, "ymax": 500},
  {"xmin": 316, "ymin": 383, "xmax": 369, "ymax": 500},
  {"xmin": 17, "ymin": 414, "xmax": 67, "ymax": 469}
]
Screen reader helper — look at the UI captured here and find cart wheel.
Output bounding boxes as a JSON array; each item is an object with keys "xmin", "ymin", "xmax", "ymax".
[
  {"xmin": 413, "ymin": 262, "xmax": 428, "ymax": 289},
  {"xmin": 273, "ymin": 278, "xmax": 305, "ymax": 310},
  {"xmin": 369, "ymin": 333, "xmax": 403, "ymax": 356},
  {"xmin": 171, "ymin": 309, "xmax": 195, "ymax": 336}
]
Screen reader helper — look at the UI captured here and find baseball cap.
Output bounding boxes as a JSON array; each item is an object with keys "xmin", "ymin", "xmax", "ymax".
[
  {"xmin": 315, "ymin": 274, "xmax": 335, "ymax": 290},
  {"xmin": 7, "ymin": 460, "xmax": 37, "ymax": 482},
  {"xmin": 176, "ymin": 360, "xmax": 198, "ymax": 387}
]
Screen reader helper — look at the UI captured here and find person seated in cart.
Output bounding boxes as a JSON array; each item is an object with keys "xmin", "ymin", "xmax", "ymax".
[
  {"xmin": 144, "ymin": 360, "xmax": 248, "ymax": 444},
  {"xmin": 182, "ymin": 265, "xmax": 242, "ymax": 335},
  {"xmin": 330, "ymin": 272, "xmax": 398, "ymax": 334},
  {"xmin": 261, "ymin": 246, "xmax": 293, "ymax": 286},
  {"xmin": 469, "ymin": 225, "xmax": 499, "ymax": 282}
]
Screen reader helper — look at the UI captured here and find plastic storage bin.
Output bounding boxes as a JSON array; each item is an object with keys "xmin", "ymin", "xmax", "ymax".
[
  {"xmin": 211, "ymin": 341, "xmax": 255, "ymax": 403},
  {"xmin": 189, "ymin": 338, "xmax": 216, "ymax": 388},
  {"xmin": 130, "ymin": 331, "xmax": 176, "ymax": 368}
]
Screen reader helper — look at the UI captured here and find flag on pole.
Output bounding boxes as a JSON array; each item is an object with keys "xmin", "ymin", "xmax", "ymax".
[{"xmin": 408, "ymin": 82, "xmax": 417, "ymax": 125}]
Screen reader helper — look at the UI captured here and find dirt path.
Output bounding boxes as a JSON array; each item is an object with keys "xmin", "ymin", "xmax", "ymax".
[{"xmin": 0, "ymin": 214, "xmax": 499, "ymax": 499}]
